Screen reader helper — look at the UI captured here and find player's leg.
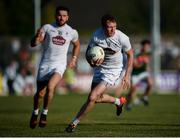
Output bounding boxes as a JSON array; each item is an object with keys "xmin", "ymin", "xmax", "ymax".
[
  {"xmin": 114, "ymin": 70, "xmax": 126, "ymax": 97},
  {"xmin": 126, "ymin": 84, "xmax": 137, "ymax": 110},
  {"xmin": 65, "ymin": 82, "xmax": 126, "ymax": 132},
  {"xmin": 144, "ymin": 76, "xmax": 153, "ymax": 96},
  {"xmin": 141, "ymin": 76, "xmax": 153, "ymax": 105},
  {"xmin": 39, "ymin": 72, "xmax": 62, "ymax": 127},
  {"xmin": 76, "ymin": 82, "xmax": 106, "ymax": 120},
  {"xmin": 30, "ymin": 81, "xmax": 47, "ymax": 129},
  {"xmin": 95, "ymin": 93, "xmax": 127, "ymax": 116},
  {"xmin": 115, "ymin": 83, "xmax": 123, "ymax": 97},
  {"xmin": 65, "ymin": 82, "xmax": 107, "ymax": 132},
  {"xmin": 126, "ymin": 74, "xmax": 143, "ymax": 110},
  {"xmin": 43, "ymin": 72, "xmax": 62, "ymax": 109}
]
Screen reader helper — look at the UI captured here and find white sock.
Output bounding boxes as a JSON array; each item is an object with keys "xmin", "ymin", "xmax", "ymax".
[
  {"xmin": 42, "ymin": 109, "xmax": 48, "ymax": 115},
  {"xmin": 114, "ymin": 98, "xmax": 120, "ymax": 106},
  {"xmin": 72, "ymin": 118, "xmax": 80, "ymax": 126},
  {"xmin": 33, "ymin": 109, "xmax": 39, "ymax": 115}
]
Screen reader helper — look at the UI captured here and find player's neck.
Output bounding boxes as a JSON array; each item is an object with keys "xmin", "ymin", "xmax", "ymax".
[{"xmin": 56, "ymin": 22, "xmax": 67, "ymax": 27}]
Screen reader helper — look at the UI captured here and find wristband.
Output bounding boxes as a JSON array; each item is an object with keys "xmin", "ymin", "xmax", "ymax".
[{"xmin": 72, "ymin": 56, "xmax": 77, "ymax": 60}]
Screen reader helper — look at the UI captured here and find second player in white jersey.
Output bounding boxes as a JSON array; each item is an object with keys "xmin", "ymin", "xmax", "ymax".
[
  {"xmin": 30, "ymin": 6, "xmax": 80, "ymax": 129},
  {"xmin": 37, "ymin": 23, "xmax": 78, "ymax": 81}
]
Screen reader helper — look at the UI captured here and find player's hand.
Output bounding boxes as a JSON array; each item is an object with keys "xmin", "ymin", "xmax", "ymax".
[
  {"xmin": 94, "ymin": 58, "xmax": 104, "ymax": 66},
  {"xmin": 68, "ymin": 56, "xmax": 77, "ymax": 68},
  {"xmin": 88, "ymin": 60, "xmax": 96, "ymax": 67},
  {"xmin": 35, "ymin": 28, "xmax": 44, "ymax": 43},
  {"xmin": 89, "ymin": 58, "xmax": 103, "ymax": 67},
  {"xmin": 121, "ymin": 75, "xmax": 131, "ymax": 90}
]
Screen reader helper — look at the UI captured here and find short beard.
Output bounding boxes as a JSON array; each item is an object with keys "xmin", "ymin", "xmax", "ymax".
[{"xmin": 56, "ymin": 21, "xmax": 66, "ymax": 26}]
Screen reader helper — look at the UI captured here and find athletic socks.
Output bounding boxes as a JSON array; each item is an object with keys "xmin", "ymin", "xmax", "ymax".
[
  {"xmin": 42, "ymin": 109, "xmax": 48, "ymax": 115},
  {"xmin": 32, "ymin": 108, "xmax": 49, "ymax": 118},
  {"xmin": 33, "ymin": 109, "xmax": 39, "ymax": 115},
  {"xmin": 114, "ymin": 98, "xmax": 121, "ymax": 106},
  {"xmin": 114, "ymin": 97, "xmax": 127, "ymax": 106},
  {"xmin": 72, "ymin": 118, "xmax": 80, "ymax": 126},
  {"xmin": 32, "ymin": 109, "xmax": 48, "ymax": 115}
]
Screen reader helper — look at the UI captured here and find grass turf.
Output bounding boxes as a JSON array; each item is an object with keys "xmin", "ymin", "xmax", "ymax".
[{"xmin": 0, "ymin": 93, "xmax": 180, "ymax": 137}]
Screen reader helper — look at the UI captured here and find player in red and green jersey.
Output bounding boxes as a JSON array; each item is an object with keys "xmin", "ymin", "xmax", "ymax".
[{"xmin": 126, "ymin": 39, "xmax": 153, "ymax": 110}]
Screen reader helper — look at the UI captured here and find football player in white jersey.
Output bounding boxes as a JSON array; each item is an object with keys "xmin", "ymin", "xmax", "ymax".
[
  {"xmin": 66, "ymin": 14, "xmax": 133, "ymax": 132},
  {"xmin": 29, "ymin": 6, "xmax": 80, "ymax": 129}
]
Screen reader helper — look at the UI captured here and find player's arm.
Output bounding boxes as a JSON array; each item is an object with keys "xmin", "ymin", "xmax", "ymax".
[
  {"xmin": 125, "ymin": 49, "xmax": 134, "ymax": 77},
  {"xmin": 68, "ymin": 39, "xmax": 80, "ymax": 68},
  {"xmin": 120, "ymin": 36, "xmax": 134, "ymax": 89},
  {"xmin": 122, "ymin": 48, "xmax": 134, "ymax": 89},
  {"xmin": 30, "ymin": 28, "xmax": 45, "ymax": 47}
]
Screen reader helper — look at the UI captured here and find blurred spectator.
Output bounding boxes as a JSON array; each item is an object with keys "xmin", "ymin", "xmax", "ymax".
[
  {"xmin": 13, "ymin": 67, "xmax": 35, "ymax": 96},
  {"xmin": 18, "ymin": 47, "xmax": 30, "ymax": 66},
  {"xmin": 62, "ymin": 67, "xmax": 76, "ymax": 93},
  {"xmin": 11, "ymin": 38, "xmax": 20, "ymax": 54},
  {"xmin": 5, "ymin": 60, "xmax": 18, "ymax": 95}
]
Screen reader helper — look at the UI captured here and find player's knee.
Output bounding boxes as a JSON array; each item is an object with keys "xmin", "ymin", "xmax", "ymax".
[
  {"xmin": 89, "ymin": 94, "xmax": 97, "ymax": 102},
  {"xmin": 38, "ymin": 91, "xmax": 45, "ymax": 98},
  {"xmin": 95, "ymin": 94, "xmax": 103, "ymax": 103},
  {"xmin": 35, "ymin": 91, "xmax": 44, "ymax": 98},
  {"xmin": 47, "ymin": 85, "xmax": 55, "ymax": 93}
]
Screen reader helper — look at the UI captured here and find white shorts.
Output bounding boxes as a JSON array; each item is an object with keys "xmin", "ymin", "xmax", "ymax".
[
  {"xmin": 92, "ymin": 68, "xmax": 123, "ymax": 87},
  {"xmin": 132, "ymin": 72, "xmax": 150, "ymax": 85},
  {"xmin": 37, "ymin": 64, "xmax": 66, "ymax": 81},
  {"xmin": 115, "ymin": 69, "xmax": 126, "ymax": 86}
]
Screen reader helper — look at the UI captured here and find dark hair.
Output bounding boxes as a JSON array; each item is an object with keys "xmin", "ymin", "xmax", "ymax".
[
  {"xmin": 141, "ymin": 39, "xmax": 151, "ymax": 46},
  {"xmin": 56, "ymin": 6, "xmax": 70, "ymax": 15},
  {"xmin": 101, "ymin": 14, "xmax": 116, "ymax": 27}
]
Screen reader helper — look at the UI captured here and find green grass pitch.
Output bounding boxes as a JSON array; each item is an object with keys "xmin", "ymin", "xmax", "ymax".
[{"xmin": 0, "ymin": 93, "xmax": 180, "ymax": 137}]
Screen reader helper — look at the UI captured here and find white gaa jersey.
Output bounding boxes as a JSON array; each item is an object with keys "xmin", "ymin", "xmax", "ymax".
[
  {"xmin": 37, "ymin": 23, "xmax": 78, "ymax": 81},
  {"xmin": 88, "ymin": 27, "xmax": 131, "ymax": 86}
]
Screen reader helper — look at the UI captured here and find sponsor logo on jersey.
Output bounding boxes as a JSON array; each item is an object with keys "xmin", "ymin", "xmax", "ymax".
[
  {"xmin": 104, "ymin": 48, "xmax": 116, "ymax": 54},
  {"xmin": 52, "ymin": 35, "xmax": 66, "ymax": 45}
]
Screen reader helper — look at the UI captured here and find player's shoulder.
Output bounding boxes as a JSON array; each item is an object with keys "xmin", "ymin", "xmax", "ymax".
[
  {"xmin": 115, "ymin": 29, "xmax": 131, "ymax": 46},
  {"xmin": 41, "ymin": 23, "xmax": 56, "ymax": 30},
  {"xmin": 116, "ymin": 29, "xmax": 129, "ymax": 40},
  {"xmin": 65, "ymin": 24, "xmax": 79, "ymax": 40},
  {"xmin": 65, "ymin": 24, "xmax": 78, "ymax": 32}
]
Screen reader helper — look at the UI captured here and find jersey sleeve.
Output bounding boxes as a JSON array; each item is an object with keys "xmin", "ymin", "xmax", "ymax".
[
  {"xmin": 41, "ymin": 24, "xmax": 49, "ymax": 38},
  {"xmin": 71, "ymin": 29, "xmax": 79, "ymax": 42},
  {"xmin": 121, "ymin": 36, "xmax": 132, "ymax": 52}
]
